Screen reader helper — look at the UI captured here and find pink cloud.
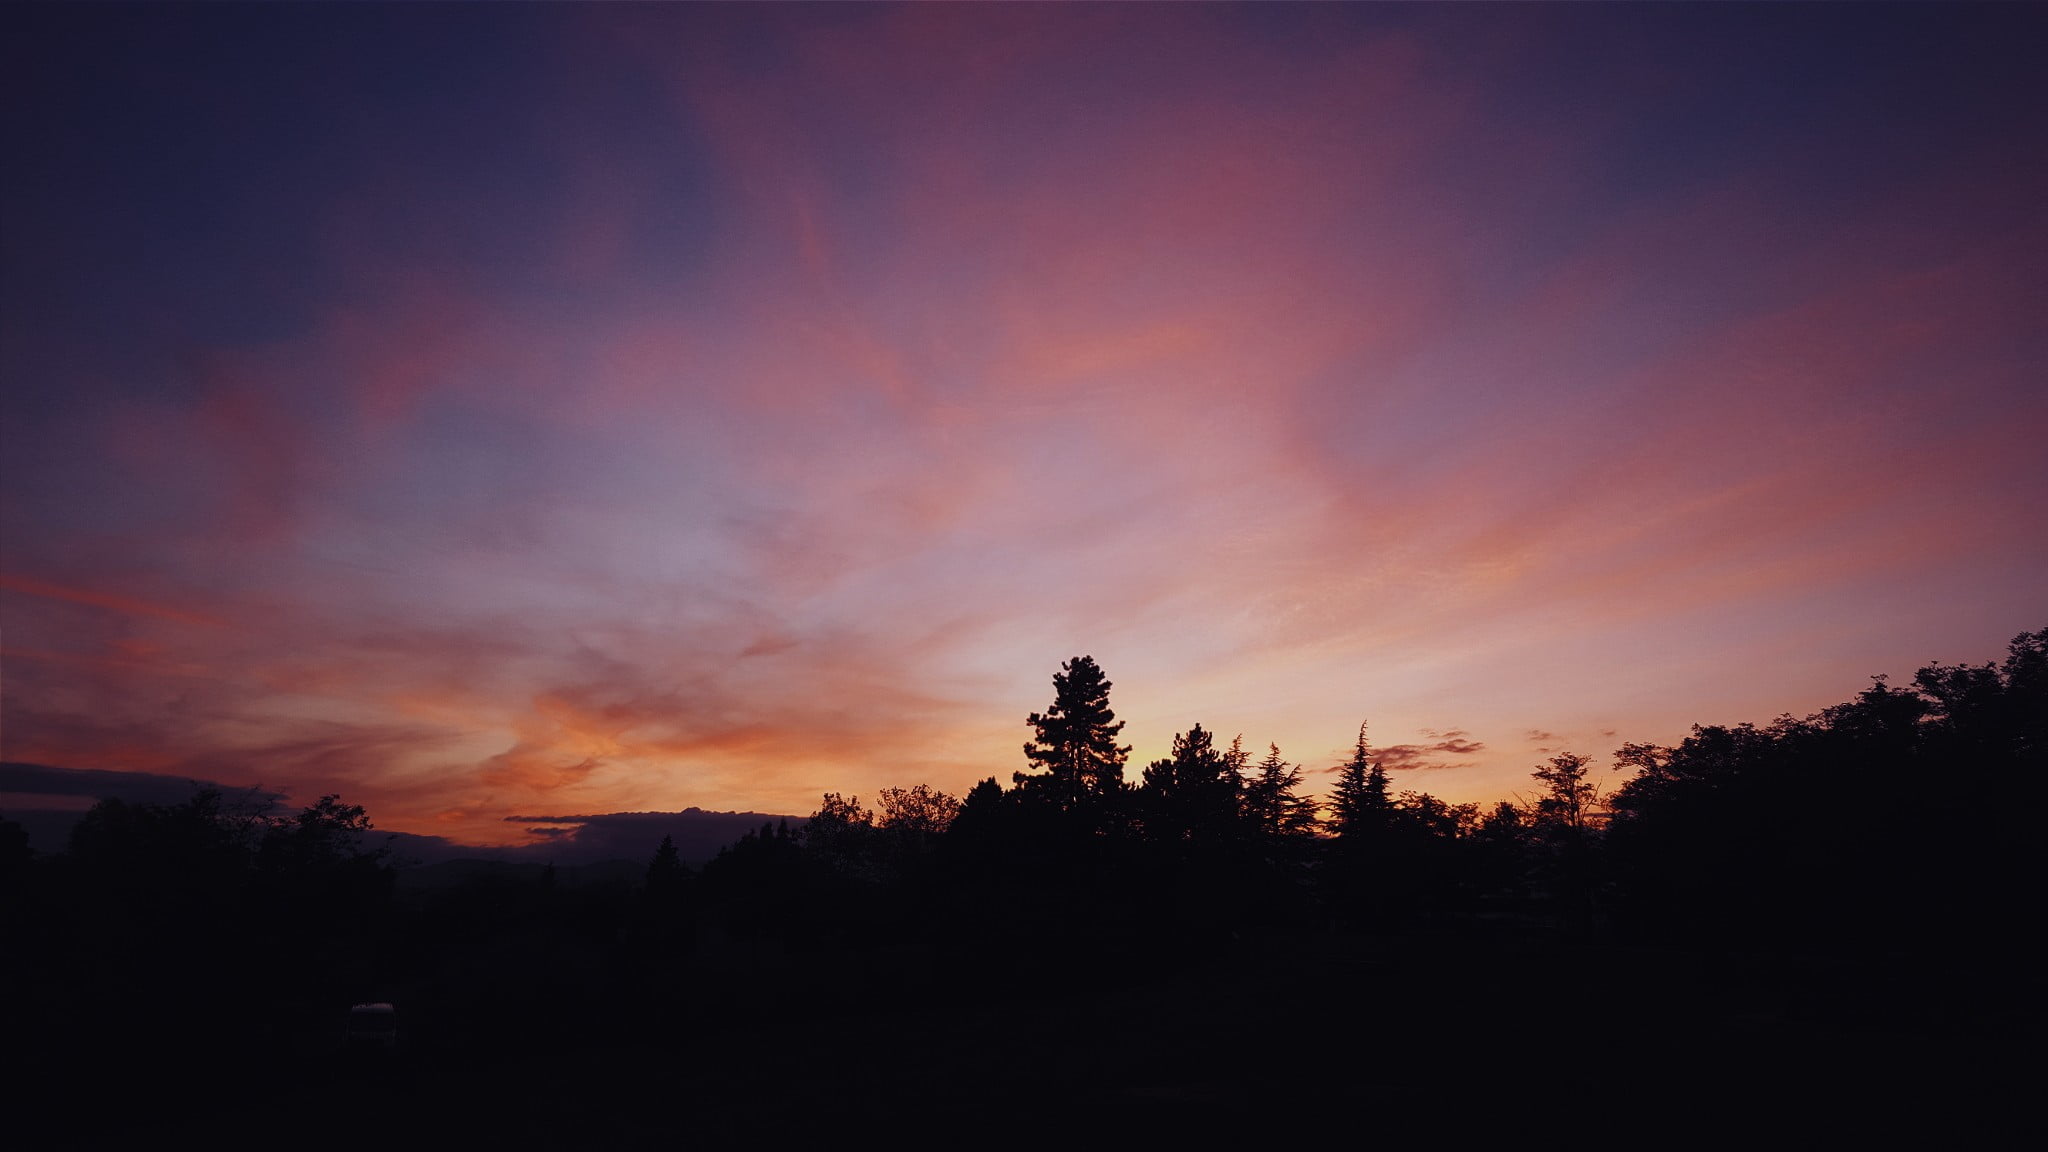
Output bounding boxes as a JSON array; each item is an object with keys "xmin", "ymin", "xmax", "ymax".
[{"xmin": 11, "ymin": 9, "xmax": 2042, "ymax": 841}]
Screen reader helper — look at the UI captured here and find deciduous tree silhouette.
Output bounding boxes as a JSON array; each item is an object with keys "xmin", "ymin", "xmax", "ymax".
[
  {"xmin": 70, "ymin": 787, "xmax": 265, "ymax": 907},
  {"xmin": 1604, "ymin": 626, "xmax": 2048, "ymax": 952},
  {"xmin": 1394, "ymin": 790, "xmax": 1474, "ymax": 840},
  {"xmin": 876, "ymin": 783, "xmax": 961, "ymax": 861},
  {"xmin": 1530, "ymin": 753, "xmax": 1599, "ymax": 835},
  {"xmin": 803, "ymin": 792, "xmax": 875, "ymax": 870},
  {"xmin": 257, "ymin": 793, "xmax": 384, "ymax": 875},
  {"xmin": 877, "ymin": 784, "xmax": 960, "ymax": 838},
  {"xmin": 1524, "ymin": 753, "xmax": 1603, "ymax": 931}
]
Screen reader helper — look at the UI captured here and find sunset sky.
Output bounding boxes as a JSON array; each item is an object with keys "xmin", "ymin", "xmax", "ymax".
[{"xmin": 4, "ymin": 4, "xmax": 2043, "ymax": 851}]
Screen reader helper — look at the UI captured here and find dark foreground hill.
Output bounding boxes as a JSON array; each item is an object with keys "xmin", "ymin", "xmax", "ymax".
[{"xmin": 17, "ymin": 915, "xmax": 2018, "ymax": 1146}]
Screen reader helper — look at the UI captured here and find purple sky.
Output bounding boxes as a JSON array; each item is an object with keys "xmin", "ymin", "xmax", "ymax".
[{"xmin": 4, "ymin": 4, "xmax": 2044, "ymax": 847}]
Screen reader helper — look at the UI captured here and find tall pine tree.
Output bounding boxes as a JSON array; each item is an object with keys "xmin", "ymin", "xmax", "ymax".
[
  {"xmin": 1327, "ymin": 721, "xmax": 1393, "ymax": 842},
  {"xmin": 1138, "ymin": 724, "xmax": 1243, "ymax": 844},
  {"xmin": 1017, "ymin": 655, "xmax": 1131, "ymax": 811},
  {"xmin": 1244, "ymin": 742, "xmax": 1319, "ymax": 842}
]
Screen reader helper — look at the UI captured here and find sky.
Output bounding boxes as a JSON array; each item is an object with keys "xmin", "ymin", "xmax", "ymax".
[{"xmin": 4, "ymin": 3, "xmax": 2044, "ymax": 852}]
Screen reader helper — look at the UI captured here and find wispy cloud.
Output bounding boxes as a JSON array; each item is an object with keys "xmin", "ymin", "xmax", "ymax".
[
  {"xmin": 0, "ymin": 572, "xmax": 230, "ymax": 629},
  {"xmin": 1376, "ymin": 734, "xmax": 1488, "ymax": 774},
  {"xmin": 5, "ymin": 6, "xmax": 2042, "ymax": 841}
]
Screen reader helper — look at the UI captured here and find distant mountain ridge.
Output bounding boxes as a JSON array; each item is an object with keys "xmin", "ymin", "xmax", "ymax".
[{"xmin": 0, "ymin": 760, "xmax": 796, "ymax": 866}]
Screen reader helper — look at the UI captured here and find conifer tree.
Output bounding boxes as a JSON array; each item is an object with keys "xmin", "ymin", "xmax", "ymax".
[
  {"xmin": 644, "ymin": 833, "xmax": 691, "ymax": 923},
  {"xmin": 1139, "ymin": 723, "xmax": 1242, "ymax": 843},
  {"xmin": 1328, "ymin": 721, "xmax": 1394, "ymax": 841},
  {"xmin": 1017, "ymin": 655, "xmax": 1131, "ymax": 811},
  {"xmin": 647, "ymin": 833, "xmax": 685, "ymax": 892},
  {"xmin": 1244, "ymin": 742, "xmax": 1319, "ymax": 842}
]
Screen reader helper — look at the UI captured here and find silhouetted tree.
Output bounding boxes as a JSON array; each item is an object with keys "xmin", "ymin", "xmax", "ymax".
[
  {"xmin": 803, "ymin": 792, "xmax": 876, "ymax": 870},
  {"xmin": 257, "ymin": 793, "xmax": 383, "ymax": 874},
  {"xmin": 1017, "ymin": 655, "xmax": 1131, "ymax": 813},
  {"xmin": 638, "ymin": 832, "xmax": 695, "ymax": 962},
  {"xmin": 647, "ymin": 833, "xmax": 687, "ymax": 894},
  {"xmin": 877, "ymin": 784, "xmax": 961, "ymax": 838},
  {"xmin": 1601, "ymin": 627, "xmax": 2048, "ymax": 952},
  {"xmin": 1322, "ymin": 722, "xmax": 1401, "ymax": 923},
  {"xmin": 1607, "ymin": 723, "xmax": 1797, "ymax": 939},
  {"xmin": 949, "ymin": 777, "xmax": 1008, "ymax": 840},
  {"xmin": 1477, "ymin": 799, "xmax": 1528, "ymax": 840},
  {"xmin": 247, "ymin": 793, "xmax": 396, "ymax": 992},
  {"xmin": 1327, "ymin": 722, "xmax": 1394, "ymax": 842},
  {"xmin": 0, "ymin": 811, "xmax": 31, "ymax": 891},
  {"xmin": 934, "ymin": 777, "xmax": 1021, "ymax": 891},
  {"xmin": 1138, "ymin": 724, "xmax": 1244, "ymax": 846},
  {"xmin": 1394, "ymin": 790, "xmax": 1472, "ymax": 841},
  {"xmin": 876, "ymin": 783, "xmax": 961, "ymax": 861},
  {"xmin": 69, "ymin": 787, "xmax": 260, "ymax": 901},
  {"xmin": 1530, "ymin": 753, "xmax": 1599, "ymax": 835},
  {"xmin": 1468, "ymin": 799, "xmax": 1533, "ymax": 901},
  {"xmin": 1377, "ymin": 789, "xmax": 1484, "ymax": 915},
  {"xmin": 1521, "ymin": 753, "xmax": 1604, "ymax": 929},
  {"xmin": 1243, "ymin": 743, "xmax": 1319, "ymax": 844},
  {"xmin": 701, "ymin": 819, "xmax": 809, "ymax": 939},
  {"xmin": 1913, "ymin": 626, "xmax": 2048, "ymax": 771}
]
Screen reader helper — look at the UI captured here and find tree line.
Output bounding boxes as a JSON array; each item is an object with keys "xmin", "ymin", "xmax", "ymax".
[
  {"xmin": 653, "ymin": 628, "xmax": 2040, "ymax": 958},
  {"xmin": 2, "ymin": 626, "xmax": 2037, "ymax": 1133}
]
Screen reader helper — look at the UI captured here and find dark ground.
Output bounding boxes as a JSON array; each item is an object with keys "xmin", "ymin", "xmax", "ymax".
[{"xmin": 30, "ymin": 922, "xmax": 2014, "ymax": 1148}]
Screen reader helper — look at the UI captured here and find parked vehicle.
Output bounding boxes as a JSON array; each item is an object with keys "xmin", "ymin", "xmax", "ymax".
[{"xmin": 346, "ymin": 1002, "xmax": 398, "ymax": 1049}]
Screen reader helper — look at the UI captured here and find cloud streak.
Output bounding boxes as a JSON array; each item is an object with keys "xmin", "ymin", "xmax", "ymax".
[{"xmin": 1373, "ymin": 733, "xmax": 1488, "ymax": 775}]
